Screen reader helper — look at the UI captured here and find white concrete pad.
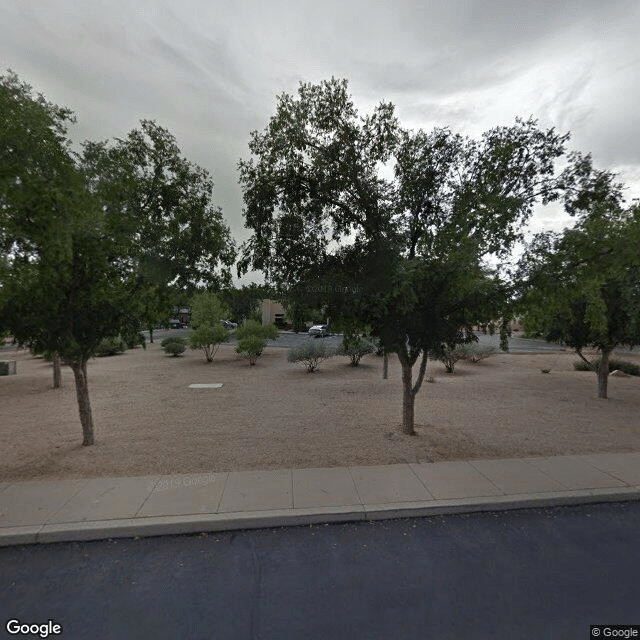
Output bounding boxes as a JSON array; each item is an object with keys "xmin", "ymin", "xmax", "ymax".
[
  {"xmin": 0, "ymin": 480, "xmax": 87, "ymax": 527},
  {"xmin": 349, "ymin": 464, "xmax": 433, "ymax": 504},
  {"xmin": 189, "ymin": 384, "xmax": 223, "ymax": 388},
  {"xmin": 293, "ymin": 467, "xmax": 361, "ymax": 508},
  {"xmin": 469, "ymin": 459, "xmax": 566, "ymax": 494},
  {"xmin": 218, "ymin": 469, "xmax": 292, "ymax": 512},
  {"xmin": 48, "ymin": 476, "xmax": 160, "ymax": 523},
  {"xmin": 524, "ymin": 456, "xmax": 627, "ymax": 490},
  {"xmin": 581, "ymin": 453, "xmax": 640, "ymax": 485},
  {"xmin": 137, "ymin": 472, "xmax": 228, "ymax": 517},
  {"xmin": 410, "ymin": 461, "xmax": 503, "ymax": 499}
]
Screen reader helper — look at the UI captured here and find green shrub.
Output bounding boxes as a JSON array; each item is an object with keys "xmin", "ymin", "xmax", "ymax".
[
  {"xmin": 236, "ymin": 335, "xmax": 267, "ymax": 365},
  {"xmin": 95, "ymin": 336, "xmax": 127, "ymax": 357},
  {"xmin": 287, "ymin": 341, "xmax": 336, "ymax": 373},
  {"xmin": 433, "ymin": 345, "xmax": 467, "ymax": 374},
  {"xmin": 236, "ymin": 320, "xmax": 278, "ymax": 341},
  {"xmin": 233, "ymin": 321, "xmax": 277, "ymax": 365},
  {"xmin": 463, "ymin": 344, "xmax": 498, "ymax": 363},
  {"xmin": 574, "ymin": 358, "xmax": 639, "ymax": 376},
  {"xmin": 161, "ymin": 336, "xmax": 185, "ymax": 348},
  {"xmin": 433, "ymin": 343, "xmax": 498, "ymax": 372},
  {"xmin": 337, "ymin": 335, "xmax": 377, "ymax": 366},
  {"xmin": 124, "ymin": 331, "xmax": 146, "ymax": 350},
  {"xmin": 162, "ymin": 337, "xmax": 187, "ymax": 356},
  {"xmin": 189, "ymin": 325, "xmax": 229, "ymax": 362}
]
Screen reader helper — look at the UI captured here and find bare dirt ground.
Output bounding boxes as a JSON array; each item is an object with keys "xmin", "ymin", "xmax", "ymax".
[{"xmin": 1, "ymin": 343, "xmax": 639, "ymax": 481}]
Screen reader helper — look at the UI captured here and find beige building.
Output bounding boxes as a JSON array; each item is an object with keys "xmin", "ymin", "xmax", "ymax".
[{"xmin": 261, "ymin": 299, "xmax": 286, "ymax": 326}]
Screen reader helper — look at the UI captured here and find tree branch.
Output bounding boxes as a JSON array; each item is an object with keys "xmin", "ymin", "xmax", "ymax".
[
  {"xmin": 576, "ymin": 348, "xmax": 593, "ymax": 367},
  {"xmin": 411, "ymin": 350, "xmax": 429, "ymax": 395}
]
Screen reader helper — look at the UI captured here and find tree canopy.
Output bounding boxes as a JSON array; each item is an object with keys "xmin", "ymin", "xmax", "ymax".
[
  {"xmin": 238, "ymin": 78, "xmax": 570, "ymax": 434},
  {"xmin": 518, "ymin": 153, "xmax": 640, "ymax": 398},
  {"xmin": 0, "ymin": 71, "xmax": 237, "ymax": 445}
]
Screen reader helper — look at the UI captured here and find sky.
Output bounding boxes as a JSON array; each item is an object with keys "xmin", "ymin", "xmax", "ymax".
[{"xmin": 1, "ymin": 0, "xmax": 639, "ymax": 283}]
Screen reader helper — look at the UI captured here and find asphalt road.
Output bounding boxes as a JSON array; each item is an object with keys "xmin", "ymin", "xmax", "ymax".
[
  {"xmin": 2, "ymin": 501, "xmax": 639, "ymax": 640},
  {"xmin": 6, "ymin": 327, "xmax": 634, "ymax": 354},
  {"xmin": 143, "ymin": 327, "xmax": 569, "ymax": 353}
]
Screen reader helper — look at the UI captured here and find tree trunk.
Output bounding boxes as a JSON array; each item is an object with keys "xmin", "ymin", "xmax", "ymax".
[
  {"xmin": 398, "ymin": 348, "xmax": 429, "ymax": 436},
  {"xmin": 70, "ymin": 360, "xmax": 95, "ymax": 446},
  {"xmin": 402, "ymin": 377, "xmax": 415, "ymax": 435},
  {"xmin": 52, "ymin": 351, "xmax": 62, "ymax": 389},
  {"xmin": 149, "ymin": 327, "xmax": 154, "ymax": 344},
  {"xmin": 596, "ymin": 349, "xmax": 611, "ymax": 399},
  {"xmin": 399, "ymin": 352, "xmax": 416, "ymax": 435},
  {"xmin": 383, "ymin": 351, "xmax": 388, "ymax": 379}
]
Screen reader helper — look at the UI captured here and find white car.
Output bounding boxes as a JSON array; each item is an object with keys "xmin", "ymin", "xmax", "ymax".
[{"xmin": 308, "ymin": 324, "xmax": 329, "ymax": 338}]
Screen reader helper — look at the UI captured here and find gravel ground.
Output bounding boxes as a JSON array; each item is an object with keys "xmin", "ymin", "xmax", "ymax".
[{"xmin": 1, "ymin": 343, "xmax": 639, "ymax": 482}]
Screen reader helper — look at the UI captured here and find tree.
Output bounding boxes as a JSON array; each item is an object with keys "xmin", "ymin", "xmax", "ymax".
[
  {"xmin": 0, "ymin": 174, "xmax": 142, "ymax": 445},
  {"xmin": 188, "ymin": 291, "xmax": 230, "ymax": 362},
  {"xmin": 221, "ymin": 283, "xmax": 267, "ymax": 324},
  {"xmin": 1, "ymin": 72, "xmax": 237, "ymax": 445},
  {"xmin": 518, "ymin": 154, "xmax": 640, "ymax": 398},
  {"xmin": 1, "ymin": 70, "xmax": 78, "ymax": 388},
  {"xmin": 238, "ymin": 78, "xmax": 568, "ymax": 434},
  {"xmin": 81, "ymin": 119, "xmax": 237, "ymax": 326}
]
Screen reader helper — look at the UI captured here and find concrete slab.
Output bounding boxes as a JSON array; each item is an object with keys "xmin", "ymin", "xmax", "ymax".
[
  {"xmin": 349, "ymin": 464, "xmax": 433, "ymax": 504},
  {"xmin": 524, "ymin": 456, "xmax": 627, "ymax": 490},
  {"xmin": 588, "ymin": 487, "xmax": 640, "ymax": 501},
  {"xmin": 218, "ymin": 469, "xmax": 292, "ymax": 513},
  {"xmin": 188, "ymin": 384, "xmax": 223, "ymax": 388},
  {"xmin": 410, "ymin": 461, "xmax": 503, "ymax": 499},
  {"xmin": 0, "ymin": 479, "xmax": 87, "ymax": 527},
  {"xmin": 469, "ymin": 459, "xmax": 566, "ymax": 494},
  {"xmin": 582, "ymin": 453, "xmax": 640, "ymax": 485},
  {"xmin": 363, "ymin": 490, "xmax": 604, "ymax": 521},
  {"xmin": 293, "ymin": 467, "xmax": 361, "ymax": 508},
  {"xmin": 48, "ymin": 476, "xmax": 160, "ymax": 523},
  {"xmin": 0, "ymin": 525, "xmax": 41, "ymax": 546},
  {"xmin": 137, "ymin": 472, "xmax": 228, "ymax": 517},
  {"xmin": 37, "ymin": 506, "xmax": 367, "ymax": 544}
]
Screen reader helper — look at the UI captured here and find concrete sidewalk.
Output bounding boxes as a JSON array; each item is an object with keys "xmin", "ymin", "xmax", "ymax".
[{"xmin": 1, "ymin": 452, "xmax": 639, "ymax": 547}]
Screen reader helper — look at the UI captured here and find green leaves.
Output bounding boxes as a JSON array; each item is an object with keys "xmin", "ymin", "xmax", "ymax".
[
  {"xmin": 234, "ymin": 320, "xmax": 278, "ymax": 365},
  {"xmin": 518, "ymin": 157, "xmax": 640, "ymax": 357},
  {"xmin": 238, "ymin": 78, "xmax": 398, "ymax": 288},
  {"xmin": 239, "ymin": 80, "xmax": 569, "ymax": 367},
  {"xmin": 82, "ymin": 120, "xmax": 236, "ymax": 292},
  {"xmin": 189, "ymin": 291, "xmax": 229, "ymax": 329},
  {"xmin": 235, "ymin": 319, "xmax": 278, "ymax": 341},
  {"xmin": 235, "ymin": 335, "xmax": 267, "ymax": 365}
]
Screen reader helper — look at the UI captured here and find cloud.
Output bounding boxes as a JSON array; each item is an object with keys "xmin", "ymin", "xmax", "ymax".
[{"xmin": 1, "ymin": 0, "xmax": 639, "ymax": 283}]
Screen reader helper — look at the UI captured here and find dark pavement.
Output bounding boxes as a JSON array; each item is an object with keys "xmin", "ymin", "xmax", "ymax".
[{"xmin": 2, "ymin": 501, "xmax": 639, "ymax": 639}]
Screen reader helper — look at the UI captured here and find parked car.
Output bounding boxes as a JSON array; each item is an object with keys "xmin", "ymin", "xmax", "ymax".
[
  {"xmin": 221, "ymin": 319, "xmax": 238, "ymax": 330},
  {"xmin": 308, "ymin": 324, "xmax": 329, "ymax": 338},
  {"xmin": 169, "ymin": 319, "xmax": 184, "ymax": 329}
]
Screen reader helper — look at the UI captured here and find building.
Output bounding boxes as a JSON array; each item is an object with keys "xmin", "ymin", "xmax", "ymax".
[{"xmin": 261, "ymin": 299, "xmax": 286, "ymax": 326}]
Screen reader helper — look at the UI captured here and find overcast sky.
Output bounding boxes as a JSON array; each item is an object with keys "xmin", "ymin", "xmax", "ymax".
[{"xmin": 2, "ymin": 0, "xmax": 639, "ymax": 283}]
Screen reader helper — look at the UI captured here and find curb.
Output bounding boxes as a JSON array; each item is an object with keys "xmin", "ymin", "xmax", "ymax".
[{"xmin": 2, "ymin": 488, "xmax": 639, "ymax": 547}]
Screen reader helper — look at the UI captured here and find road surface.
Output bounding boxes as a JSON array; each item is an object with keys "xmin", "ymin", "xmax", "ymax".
[{"xmin": 2, "ymin": 501, "xmax": 639, "ymax": 639}]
